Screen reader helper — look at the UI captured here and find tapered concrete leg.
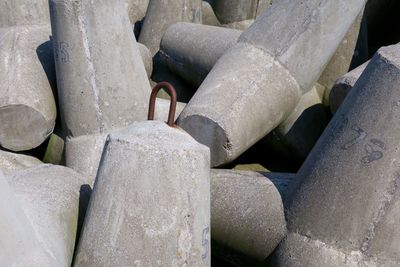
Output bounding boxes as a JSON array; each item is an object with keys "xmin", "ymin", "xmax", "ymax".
[
  {"xmin": 221, "ymin": 19, "xmax": 254, "ymax": 30},
  {"xmin": 65, "ymin": 99, "xmax": 185, "ymax": 185},
  {"xmin": 201, "ymin": 1, "xmax": 221, "ymax": 27},
  {"xmin": 137, "ymin": 42, "xmax": 153, "ymax": 77},
  {"xmin": 7, "ymin": 165, "xmax": 87, "ymax": 267},
  {"xmin": 160, "ymin": 23, "xmax": 241, "ymax": 87},
  {"xmin": 329, "ymin": 61, "xmax": 368, "ymax": 114},
  {"xmin": 272, "ymin": 44, "xmax": 400, "ymax": 266},
  {"xmin": 178, "ymin": 0, "xmax": 366, "ymax": 166},
  {"xmin": 0, "ymin": 150, "xmax": 42, "ymax": 175},
  {"xmin": 0, "ymin": 171, "xmax": 57, "ymax": 266},
  {"xmin": 49, "ymin": 0, "xmax": 150, "ymax": 137},
  {"xmin": 139, "ymin": 0, "xmax": 202, "ymax": 56},
  {"xmin": 74, "ymin": 121, "xmax": 210, "ymax": 266},
  {"xmin": 211, "ymin": 170, "xmax": 287, "ymax": 261},
  {"xmin": 43, "ymin": 133, "xmax": 65, "ymax": 164},
  {"xmin": 211, "ymin": 0, "xmax": 258, "ymax": 24},
  {"xmin": 0, "ymin": 25, "xmax": 57, "ymax": 151},
  {"xmin": 0, "ymin": 0, "xmax": 50, "ymax": 27},
  {"xmin": 124, "ymin": 0, "xmax": 149, "ymax": 25}
]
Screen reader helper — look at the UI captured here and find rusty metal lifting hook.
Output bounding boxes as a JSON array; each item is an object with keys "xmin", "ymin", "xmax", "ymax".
[{"xmin": 148, "ymin": 82, "xmax": 177, "ymax": 127}]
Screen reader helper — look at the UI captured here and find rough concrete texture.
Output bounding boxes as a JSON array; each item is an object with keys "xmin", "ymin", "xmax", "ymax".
[
  {"xmin": 124, "ymin": 0, "xmax": 149, "ymax": 25},
  {"xmin": 211, "ymin": 0, "xmax": 258, "ymax": 24},
  {"xmin": 0, "ymin": 171, "xmax": 59, "ymax": 266},
  {"xmin": 139, "ymin": 0, "xmax": 202, "ymax": 56},
  {"xmin": 211, "ymin": 169, "xmax": 286, "ymax": 260},
  {"xmin": 43, "ymin": 133, "xmax": 65, "ymax": 164},
  {"xmin": 272, "ymin": 44, "xmax": 400, "ymax": 266},
  {"xmin": 137, "ymin": 42, "xmax": 153, "ymax": 77},
  {"xmin": 65, "ymin": 133, "xmax": 108, "ymax": 186},
  {"xmin": 320, "ymin": 11, "xmax": 368, "ymax": 106},
  {"xmin": 178, "ymin": 0, "xmax": 366, "ymax": 166},
  {"xmin": 330, "ymin": 61, "xmax": 368, "ymax": 114},
  {"xmin": 160, "ymin": 23, "xmax": 241, "ymax": 87},
  {"xmin": 0, "ymin": 25, "xmax": 57, "ymax": 151},
  {"xmin": 74, "ymin": 121, "xmax": 210, "ymax": 266},
  {"xmin": 222, "ymin": 19, "xmax": 255, "ymax": 31},
  {"xmin": 0, "ymin": 150, "xmax": 42, "ymax": 175},
  {"xmin": 201, "ymin": 1, "xmax": 221, "ymax": 27},
  {"xmin": 7, "ymin": 164, "xmax": 86, "ymax": 267},
  {"xmin": 0, "ymin": 0, "xmax": 50, "ymax": 27},
  {"xmin": 265, "ymin": 87, "xmax": 329, "ymax": 161},
  {"xmin": 66, "ymin": 99, "xmax": 185, "ymax": 185},
  {"xmin": 49, "ymin": 0, "xmax": 150, "ymax": 138}
]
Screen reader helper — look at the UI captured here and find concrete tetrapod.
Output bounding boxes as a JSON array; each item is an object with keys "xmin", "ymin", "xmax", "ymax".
[
  {"xmin": 329, "ymin": 61, "xmax": 368, "ymax": 114},
  {"xmin": 211, "ymin": 170, "xmax": 287, "ymax": 261},
  {"xmin": 74, "ymin": 121, "xmax": 210, "ymax": 266},
  {"xmin": 0, "ymin": 25, "xmax": 57, "ymax": 151},
  {"xmin": 0, "ymin": 150, "xmax": 42, "ymax": 175},
  {"xmin": 0, "ymin": 171, "xmax": 57, "ymax": 266},
  {"xmin": 272, "ymin": 44, "xmax": 400, "ymax": 266},
  {"xmin": 65, "ymin": 98, "xmax": 186, "ymax": 186},
  {"xmin": 7, "ymin": 164, "xmax": 87, "ymax": 267},
  {"xmin": 178, "ymin": 0, "xmax": 366, "ymax": 166},
  {"xmin": 0, "ymin": 0, "xmax": 50, "ymax": 27},
  {"xmin": 210, "ymin": 0, "xmax": 258, "ymax": 24},
  {"xmin": 139, "ymin": 0, "xmax": 202, "ymax": 56},
  {"xmin": 49, "ymin": 0, "xmax": 150, "ymax": 138}
]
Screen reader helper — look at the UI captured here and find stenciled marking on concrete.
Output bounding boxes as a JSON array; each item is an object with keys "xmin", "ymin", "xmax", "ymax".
[
  {"xmin": 201, "ymin": 226, "xmax": 210, "ymax": 261},
  {"xmin": 342, "ymin": 125, "xmax": 367, "ymax": 150}
]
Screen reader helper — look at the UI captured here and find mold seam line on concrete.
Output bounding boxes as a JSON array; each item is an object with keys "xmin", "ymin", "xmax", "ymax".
[
  {"xmin": 360, "ymin": 172, "xmax": 400, "ymax": 253},
  {"xmin": 76, "ymin": 2, "xmax": 104, "ymax": 133}
]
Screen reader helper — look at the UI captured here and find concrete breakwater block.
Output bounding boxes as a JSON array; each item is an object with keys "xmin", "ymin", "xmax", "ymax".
[
  {"xmin": 0, "ymin": 150, "xmax": 42, "ymax": 175},
  {"xmin": 178, "ymin": 0, "xmax": 366, "ymax": 166},
  {"xmin": 7, "ymin": 164, "xmax": 87, "ymax": 267},
  {"xmin": 0, "ymin": 0, "xmax": 50, "ymax": 27},
  {"xmin": 49, "ymin": 0, "xmax": 150, "ymax": 138},
  {"xmin": 0, "ymin": 25, "xmax": 57, "ymax": 151},
  {"xmin": 211, "ymin": 169, "xmax": 287, "ymax": 261},
  {"xmin": 0, "ymin": 171, "xmax": 58, "ymax": 266},
  {"xmin": 139, "ymin": 0, "xmax": 202, "ymax": 56},
  {"xmin": 74, "ymin": 121, "xmax": 210, "ymax": 266},
  {"xmin": 272, "ymin": 43, "xmax": 400, "ymax": 266}
]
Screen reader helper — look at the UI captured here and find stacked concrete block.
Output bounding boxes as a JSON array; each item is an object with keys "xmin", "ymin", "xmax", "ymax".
[
  {"xmin": 138, "ymin": 42, "xmax": 153, "ymax": 77},
  {"xmin": 160, "ymin": 23, "xmax": 241, "ymax": 87},
  {"xmin": 0, "ymin": 0, "xmax": 50, "ymax": 27},
  {"xmin": 211, "ymin": 170, "xmax": 286, "ymax": 261},
  {"xmin": 201, "ymin": 1, "xmax": 221, "ymax": 27},
  {"xmin": 178, "ymin": 0, "xmax": 366, "ymax": 166},
  {"xmin": 50, "ymin": 0, "xmax": 151, "ymax": 177},
  {"xmin": 329, "ymin": 61, "xmax": 368, "ymax": 114},
  {"xmin": 272, "ymin": 44, "xmax": 400, "ymax": 266},
  {"xmin": 0, "ymin": 25, "xmax": 57, "ymax": 151},
  {"xmin": 139, "ymin": 0, "xmax": 202, "ymax": 56},
  {"xmin": 0, "ymin": 150, "xmax": 42, "ymax": 175},
  {"xmin": 125, "ymin": 0, "xmax": 149, "ymax": 25},
  {"xmin": 211, "ymin": 0, "xmax": 258, "ymax": 25},
  {"xmin": 74, "ymin": 121, "xmax": 210, "ymax": 266},
  {"xmin": 7, "ymin": 164, "xmax": 86, "ymax": 266},
  {"xmin": 0, "ymin": 171, "xmax": 58, "ymax": 266}
]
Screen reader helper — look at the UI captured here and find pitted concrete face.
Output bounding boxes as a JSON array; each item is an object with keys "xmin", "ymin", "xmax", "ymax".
[
  {"xmin": 0, "ymin": 25, "xmax": 56, "ymax": 151},
  {"xmin": 0, "ymin": 0, "xmax": 50, "ymax": 27},
  {"xmin": 74, "ymin": 121, "xmax": 210, "ymax": 266},
  {"xmin": 0, "ymin": 150, "xmax": 42, "ymax": 175},
  {"xmin": 273, "ymin": 44, "xmax": 400, "ymax": 266},
  {"xmin": 178, "ymin": 43, "xmax": 301, "ymax": 166}
]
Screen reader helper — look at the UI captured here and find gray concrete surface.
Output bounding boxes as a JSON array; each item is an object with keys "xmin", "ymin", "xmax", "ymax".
[
  {"xmin": 0, "ymin": 171, "xmax": 57, "ymax": 266},
  {"xmin": 7, "ymin": 164, "xmax": 86, "ymax": 267},
  {"xmin": 49, "ymin": 0, "xmax": 150, "ymax": 138},
  {"xmin": 138, "ymin": 42, "xmax": 153, "ymax": 77},
  {"xmin": 139, "ymin": 0, "xmax": 202, "ymax": 56},
  {"xmin": 178, "ymin": 0, "xmax": 366, "ymax": 166},
  {"xmin": 320, "ymin": 10, "xmax": 368, "ymax": 106},
  {"xmin": 211, "ymin": 169, "xmax": 287, "ymax": 260},
  {"xmin": 0, "ymin": 25, "xmax": 57, "ymax": 151},
  {"xmin": 0, "ymin": 0, "xmax": 50, "ymax": 27},
  {"xmin": 125, "ymin": 0, "xmax": 149, "ymax": 25},
  {"xmin": 0, "ymin": 150, "xmax": 42, "ymax": 175},
  {"xmin": 272, "ymin": 43, "xmax": 400, "ymax": 266},
  {"xmin": 160, "ymin": 23, "xmax": 241, "ymax": 87},
  {"xmin": 74, "ymin": 121, "xmax": 210, "ymax": 266},
  {"xmin": 43, "ymin": 133, "xmax": 65, "ymax": 165},
  {"xmin": 329, "ymin": 60, "xmax": 368, "ymax": 114},
  {"xmin": 201, "ymin": 1, "xmax": 221, "ymax": 27},
  {"xmin": 211, "ymin": 0, "xmax": 258, "ymax": 24},
  {"xmin": 65, "ymin": 99, "xmax": 185, "ymax": 186}
]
